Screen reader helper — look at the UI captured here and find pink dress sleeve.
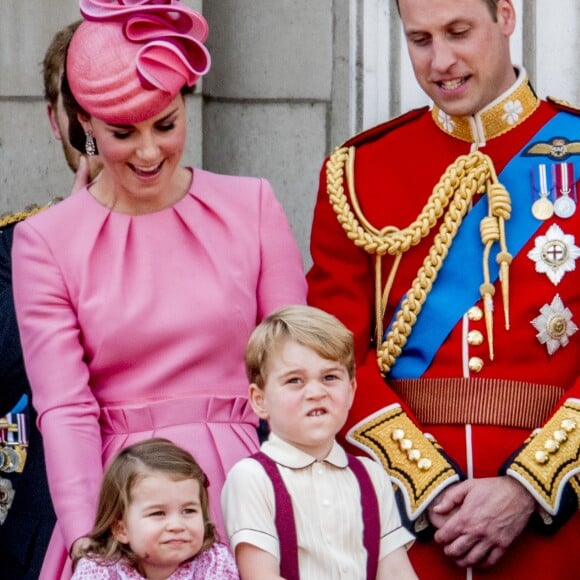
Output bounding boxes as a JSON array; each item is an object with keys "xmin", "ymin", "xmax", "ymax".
[
  {"xmin": 255, "ymin": 179, "xmax": 307, "ymax": 318},
  {"xmin": 12, "ymin": 220, "xmax": 103, "ymax": 550}
]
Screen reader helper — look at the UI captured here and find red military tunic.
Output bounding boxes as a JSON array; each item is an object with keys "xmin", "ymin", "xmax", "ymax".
[{"xmin": 308, "ymin": 70, "xmax": 579, "ymax": 579}]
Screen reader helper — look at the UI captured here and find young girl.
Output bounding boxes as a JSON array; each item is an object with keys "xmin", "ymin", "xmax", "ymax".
[{"xmin": 72, "ymin": 439, "xmax": 239, "ymax": 579}]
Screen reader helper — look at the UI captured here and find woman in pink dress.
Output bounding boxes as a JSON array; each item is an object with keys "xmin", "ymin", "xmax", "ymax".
[{"xmin": 12, "ymin": 2, "xmax": 306, "ymax": 578}]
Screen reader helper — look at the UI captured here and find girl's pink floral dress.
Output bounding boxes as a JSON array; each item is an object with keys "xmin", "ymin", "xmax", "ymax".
[{"xmin": 72, "ymin": 543, "xmax": 239, "ymax": 579}]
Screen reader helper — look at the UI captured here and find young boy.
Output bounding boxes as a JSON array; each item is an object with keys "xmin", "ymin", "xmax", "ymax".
[{"xmin": 221, "ymin": 305, "xmax": 418, "ymax": 579}]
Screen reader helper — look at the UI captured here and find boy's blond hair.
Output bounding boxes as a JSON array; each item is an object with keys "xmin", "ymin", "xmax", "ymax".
[{"xmin": 245, "ymin": 305, "xmax": 355, "ymax": 388}]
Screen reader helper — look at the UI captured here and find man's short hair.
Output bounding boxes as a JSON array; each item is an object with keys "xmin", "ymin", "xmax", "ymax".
[
  {"xmin": 42, "ymin": 20, "xmax": 82, "ymax": 106},
  {"xmin": 395, "ymin": 0, "xmax": 499, "ymax": 22}
]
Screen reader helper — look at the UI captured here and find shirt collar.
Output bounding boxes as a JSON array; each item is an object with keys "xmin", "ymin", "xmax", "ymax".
[
  {"xmin": 262, "ymin": 433, "xmax": 349, "ymax": 469},
  {"xmin": 431, "ymin": 67, "xmax": 540, "ymax": 145}
]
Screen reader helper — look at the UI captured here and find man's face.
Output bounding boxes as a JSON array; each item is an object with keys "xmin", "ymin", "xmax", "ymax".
[
  {"xmin": 399, "ymin": 0, "xmax": 516, "ymax": 117},
  {"xmin": 47, "ymin": 90, "xmax": 103, "ymax": 181}
]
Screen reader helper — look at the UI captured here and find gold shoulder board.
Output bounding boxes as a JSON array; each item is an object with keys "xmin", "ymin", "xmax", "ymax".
[
  {"xmin": 0, "ymin": 204, "xmax": 51, "ymax": 229},
  {"xmin": 547, "ymin": 96, "xmax": 580, "ymax": 114}
]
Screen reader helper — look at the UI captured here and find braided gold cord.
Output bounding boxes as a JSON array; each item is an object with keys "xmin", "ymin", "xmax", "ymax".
[
  {"xmin": 491, "ymin": 182, "xmax": 513, "ymax": 331},
  {"xmin": 0, "ymin": 204, "xmax": 51, "ymax": 229},
  {"xmin": 325, "ymin": 147, "xmax": 511, "ymax": 375},
  {"xmin": 480, "ymin": 180, "xmax": 513, "ymax": 358}
]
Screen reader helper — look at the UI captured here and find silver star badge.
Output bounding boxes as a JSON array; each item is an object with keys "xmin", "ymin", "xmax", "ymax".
[
  {"xmin": 531, "ymin": 294, "xmax": 578, "ymax": 355},
  {"xmin": 527, "ymin": 224, "xmax": 580, "ymax": 285}
]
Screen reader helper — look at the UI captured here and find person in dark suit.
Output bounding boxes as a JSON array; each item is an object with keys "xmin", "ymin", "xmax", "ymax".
[{"xmin": 0, "ymin": 21, "xmax": 102, "ymax": 579}]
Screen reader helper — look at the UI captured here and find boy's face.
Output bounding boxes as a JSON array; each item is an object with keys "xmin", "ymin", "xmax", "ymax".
[{"xmin": 249, "ymin": 339, "xmax": 356, "ymax": 461}]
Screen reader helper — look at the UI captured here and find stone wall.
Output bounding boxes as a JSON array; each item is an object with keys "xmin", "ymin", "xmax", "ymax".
[{"xmin": 2, "ymin": 0, "xmax": 580, "ymax": 268}]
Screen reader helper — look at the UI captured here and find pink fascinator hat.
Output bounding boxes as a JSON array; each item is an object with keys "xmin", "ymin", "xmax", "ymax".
[{"xmin": 67, "ymin": 0, "xmax": 211, "ymax": 124}]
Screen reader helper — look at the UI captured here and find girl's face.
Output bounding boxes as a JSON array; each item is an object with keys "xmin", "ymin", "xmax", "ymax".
[
  {"xmin": 113, "ymin": 472, "xmax": 205, "ymax": 579},
  {"xmin": 81, "ymin": 94, "xmax": 188, "ymax": 214}
]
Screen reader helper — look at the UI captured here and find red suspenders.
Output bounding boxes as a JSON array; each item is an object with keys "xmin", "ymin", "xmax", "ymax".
[{"xmin": 251, "ymin": 452, "xmax": 380, "ymax": 580}]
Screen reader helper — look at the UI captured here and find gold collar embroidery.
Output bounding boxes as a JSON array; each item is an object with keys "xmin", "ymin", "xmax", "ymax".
[{"xmin": 431, "ymin": 69, "xmax": 540, "ymax": 144}]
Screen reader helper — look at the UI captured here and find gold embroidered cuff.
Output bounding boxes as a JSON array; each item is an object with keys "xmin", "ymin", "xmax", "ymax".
[
  {"xmin": 346, "ymin": 404, "xmax": 460, "ymax": 520},
  {"xmin": 507, "ymin": 399, "xmax": 580, "ymax": 514}
]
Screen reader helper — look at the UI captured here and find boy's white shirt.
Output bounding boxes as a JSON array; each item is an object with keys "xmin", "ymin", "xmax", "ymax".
[{"xmin": 221, "ymin": 433, "xmax": 414, "ymax": 580}]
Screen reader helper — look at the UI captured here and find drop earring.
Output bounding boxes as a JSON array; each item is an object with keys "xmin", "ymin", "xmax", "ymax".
[{"xmin": 85, "ymin": 130, "xmax": 96, "ymax": 157}]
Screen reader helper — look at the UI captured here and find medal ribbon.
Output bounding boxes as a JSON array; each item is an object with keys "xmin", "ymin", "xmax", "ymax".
[
  {"xmin": 389, "ymin": 111, "xmax": 580, "ymax": 379},
  {"xmin": 0, "ymin": 404, "xmax": 29, "ymax": 473}
]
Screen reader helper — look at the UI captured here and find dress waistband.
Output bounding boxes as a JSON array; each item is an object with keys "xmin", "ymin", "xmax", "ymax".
[
  {"xmin": 99, "ymin": 395, "xmax": 258, "ymax": 435},
  {"xmin": 390, "ymin": 378, "xmax": 565, "ymax": 430}
]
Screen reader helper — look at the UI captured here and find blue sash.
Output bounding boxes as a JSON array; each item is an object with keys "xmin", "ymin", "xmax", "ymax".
[
  {"xmin": 389, "ymin": 111, "xmax": 580, "ymax": 379},
  {"xmin": 10, "ymin": 394, "xmax": 28, "ymax": 414}
]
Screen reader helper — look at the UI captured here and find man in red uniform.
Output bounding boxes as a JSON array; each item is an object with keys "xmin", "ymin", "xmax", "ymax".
[{"xmin": 308, "ymin": 1, "xmax": 580, "ymax": 578}]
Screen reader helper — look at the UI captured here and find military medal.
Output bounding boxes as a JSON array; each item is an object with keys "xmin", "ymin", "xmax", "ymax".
[
  {"xmin": 528, "ymin": 224, "xmax": 580, "ymax": 285},
  {"xmin": 552, "ymin": 162, "xmax": 577, "ymax": 219},
  {"xmin": 531, "ymin": 294, "xmax": 578, "ymax": 355},
  {"xmin": 11, "ymin": 413, "xmax": 27, "ymax": 473},
  {"xmin": 554, "ymin": 195, "xmax": 576, "ymax": 218},
  {"xmin": 0, "ymin": 412, "xmax": 28, "ymax": 474},
  {"xmin": 12, "ymin": 445, "xmax": 27, "ymax": 474},
  {"xmin": 0, "ymin": 477, "xmax": 15, "ymax": 525},
  {"xmin": 531, "ymin": 163, "xmax": 554, "ymax": 220},
  {"xmin": 532, "ymin": 197, "xmax": 554, "ymax": 220},
  {"xmin": 0, "ymin": 446, "xmax": 18, "ymax": 473}
]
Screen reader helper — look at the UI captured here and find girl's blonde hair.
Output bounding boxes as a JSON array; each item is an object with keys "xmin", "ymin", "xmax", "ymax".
[
  {"xmin": 245, "ymin": 305, "xmax": 355, "ymax": 389},
  {"xmin": 77, "ymin": 438, "xmax": 216, "ymax": 565}
]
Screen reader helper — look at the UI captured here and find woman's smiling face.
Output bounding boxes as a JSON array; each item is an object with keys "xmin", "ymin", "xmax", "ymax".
[{"xmin": 81, "ymin": 94, "xmax": 188, "ymax": 213}]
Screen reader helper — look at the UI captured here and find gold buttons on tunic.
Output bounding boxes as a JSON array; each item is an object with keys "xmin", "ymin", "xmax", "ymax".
[
  {"xmin": 467, "ymin": 306, "xmax": 483, "ymax": 321},
  {"xmin": 553, "ymin": 430, "xmax": 568, "ymax": 443},
  {"xmin": 392, "ymin": 429, "xmax": 405, "ymax": 441},
  {"xmin": 533, "ymin": 419, "xmax": 577, "ymax": 465},
  {"xmin": 468, "ymin": 357, "xmax": 484, "ymax": 373},
  {"xmin": 561, "ymin": 419, "xmax": 576, "ymax": 432},
  {"xmin": 467, "ymin": 330, "xmax": 484, "ymax": 346},
  {"xmin": 390, "ymin": 428, "xmax": 432, "ymax": 471},
  {"xmin": 407, "ymin": 449, "xmax": 421, "ymax": 462}
]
